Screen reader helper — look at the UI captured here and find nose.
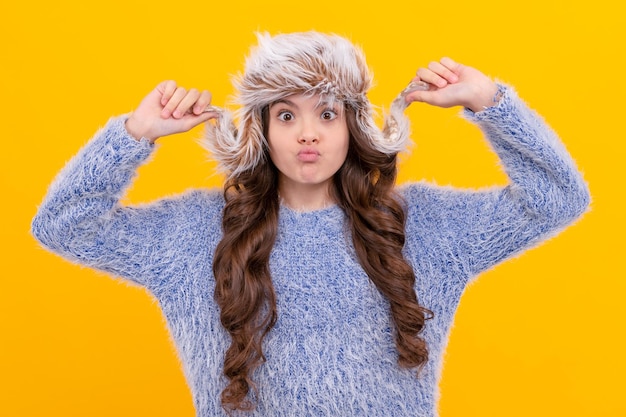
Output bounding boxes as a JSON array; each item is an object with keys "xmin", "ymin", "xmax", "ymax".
[
  {"xmin": 297, "ymin": 118, "xmax": 319, "ymax": 144},
  {"xmin": 298, "ymin": 135, "xmax": 319, "ymax": 145}
]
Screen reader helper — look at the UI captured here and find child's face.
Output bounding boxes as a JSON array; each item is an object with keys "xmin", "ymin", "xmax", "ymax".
[{"xmin": 267, "ymin": 93, "xmax": 349, "ymax": 195}]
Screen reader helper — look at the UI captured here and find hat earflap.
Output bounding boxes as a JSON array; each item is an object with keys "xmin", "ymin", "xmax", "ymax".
[
  {"xmin": 377, "ymin": 80, "xmax": 432, "ymax": 155},
  {"xmin": 202, "ymin": 107, "xmax": 267, "ymax": 179}
]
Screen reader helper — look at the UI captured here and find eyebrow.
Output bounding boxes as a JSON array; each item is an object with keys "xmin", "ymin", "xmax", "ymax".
[
  {"xmin": 270, "ymin": 99, "xmax": 298, "ymax": 109},
  {"xmin": 270, "ymin": 98, "xmax": 340, "ymax": 111}
]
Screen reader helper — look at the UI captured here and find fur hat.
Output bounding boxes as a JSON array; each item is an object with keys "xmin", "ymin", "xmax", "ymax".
[{"xmin": 203, "ymin": 31, "xmax": 420, "ymax": 178}]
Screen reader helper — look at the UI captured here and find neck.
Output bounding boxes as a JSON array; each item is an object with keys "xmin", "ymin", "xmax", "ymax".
[{"xmin": 278, "ymin": 182, "xmax": 336, "ymax": 212}]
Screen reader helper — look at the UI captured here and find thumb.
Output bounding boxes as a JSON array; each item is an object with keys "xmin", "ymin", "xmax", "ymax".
[
  {"xmin": 175, "ymin": 110, "xmax": 218, "ymax": 133},
  {"xmin": 404, "ymin": 84, "xmax": 461, "ymax": 109},
  {"xmin": 405, "ymin": 89, "xmax": 438, "ymax": 105}
]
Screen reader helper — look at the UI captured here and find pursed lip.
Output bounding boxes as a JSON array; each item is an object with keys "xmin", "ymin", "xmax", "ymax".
[{"xmin": 297, "ymin": 147, "xmax": 320, "ymax": 162}]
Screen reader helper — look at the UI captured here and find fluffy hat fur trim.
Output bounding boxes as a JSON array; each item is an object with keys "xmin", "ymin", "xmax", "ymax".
[{"xmin": 202, "ymin": 31, "xmax": 413, "ymax": 178}]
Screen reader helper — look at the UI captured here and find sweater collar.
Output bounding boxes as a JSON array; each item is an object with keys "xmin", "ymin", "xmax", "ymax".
[{"xmin": 277, "ymin": 203, "xmax": 346, "ymax": 237}]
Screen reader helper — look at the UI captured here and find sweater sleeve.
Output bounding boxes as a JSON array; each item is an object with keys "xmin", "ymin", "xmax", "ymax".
[
  {"xmin": 31, "ymin": 116, "xmax": 218, "ymax": 288},
  {"xmin": 403, "ymin": 85, "xmax": 590, "ymax": 282}
]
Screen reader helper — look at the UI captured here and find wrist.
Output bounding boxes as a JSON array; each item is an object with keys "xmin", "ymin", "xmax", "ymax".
[
  {"xmin": 467, "ymin": 82, "xmax": 501, "ymax": 113},
  {"xmin": 125, "ymin": 115, "xmax": 157, "ymax": 143}
]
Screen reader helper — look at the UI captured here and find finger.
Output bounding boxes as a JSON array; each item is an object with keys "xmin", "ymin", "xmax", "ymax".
[
  {"xmin": 398, "ymin": 80, "xmax": 430, "ymax": 104},
  {"xmin": 416, "ymin": 67, "xmax": 447, "ymax": 89},
  {"xmin": 404, "ymin": 89, "xmax": 452, "ymax": 108},
  {"xmin": 428, "ymin": 60, "xmax": 459, "ymax": 84},
  {"xmin": 405, "ymin": 89, "xmax": 431, "ymax": 104},
  {"xmin": 173, "ymin": 88, "xmax": 201, "ymax": 119},
  {"xmin": 179, "ymin": 110, "xmax": 219, "ymax": 132},
  {"xmin": 191, "ymin": 90, "xmax": 213, "ymax": 115},
  {"xmin": 440, "ymin": 57, "xmax": 462, "ymax": 77},
  {"xmin": 161, "ymin": 87, "xmax": 188, "ymax": 118},
  {"xmin": 158, "ymin": 80, "xmax": 178, "ymax": 107}
]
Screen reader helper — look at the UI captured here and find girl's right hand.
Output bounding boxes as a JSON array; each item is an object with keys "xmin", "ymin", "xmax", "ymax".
[
  {"xmin": 404, "ymin": 58, "xmax": 499, "ymax": 113},
  {"xmin": 125, "ymin": 80, "xmax": 219, "ymax": 143}
]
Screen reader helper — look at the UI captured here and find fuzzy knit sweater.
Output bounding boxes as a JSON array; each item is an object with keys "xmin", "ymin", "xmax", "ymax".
[{"xmin": 32, "ymin": 86, "xmax": 590, "ymax": 416}]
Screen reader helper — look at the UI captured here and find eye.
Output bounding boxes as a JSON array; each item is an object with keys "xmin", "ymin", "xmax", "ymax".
[
  {"xmin": 277, "ymin": 111, "xmax": 294, "ymax": 122},
  {"xmin": 321, "ymin": 109, "xmax": 337, "ymax": 121}
]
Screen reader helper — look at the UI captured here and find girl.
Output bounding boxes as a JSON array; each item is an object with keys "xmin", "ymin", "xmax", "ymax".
[{"xmin": 32, "ymin": 31, "xmax": 590, "ymax": 416}]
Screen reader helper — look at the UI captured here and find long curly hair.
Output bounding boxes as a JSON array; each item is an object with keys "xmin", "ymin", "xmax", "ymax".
[{"xmin": 212, "ymin": 102, "xmax": 433, "ymax": 413}]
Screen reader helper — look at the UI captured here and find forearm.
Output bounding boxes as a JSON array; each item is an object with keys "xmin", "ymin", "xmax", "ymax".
[
  {"xmin": 31, "ymin": 116, "xmax": 154, "ymax": 256},
  {"xmin": 464, "ymin": 84, "xmax": 590, "ymax": 225}
]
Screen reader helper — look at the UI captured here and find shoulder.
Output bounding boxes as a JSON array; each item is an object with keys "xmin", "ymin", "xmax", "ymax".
[
  {"xmin": 398, "ymin": 181, "xmax": 501, "ymax": 237},
  {"xmin": 399, "ymin": 182, "xmax": 476, "ymax": 214},
  {"xmin": 398, "ymin": 182, "xmax": 456, "ymax": 236},
  {"xmin": 177, "ymin": 188, "xmax": 225, "ymax": 212}
]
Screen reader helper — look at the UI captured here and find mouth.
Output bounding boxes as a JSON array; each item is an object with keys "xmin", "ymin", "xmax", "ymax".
[{"xmin": 297, "ymin": 149, "xmax": 320, "ymax": 162}]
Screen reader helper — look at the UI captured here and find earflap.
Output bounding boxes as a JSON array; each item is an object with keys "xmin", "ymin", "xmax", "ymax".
[
  {"xmin": 201, "ymin": 107, "xmax": 267, "ymax": 179},
  {"xmin": 379, "ymin": 98, "xmax": 411, "ymax": 155},
  {"xmin": 377, "ymin": 80, "xmax": 431, "ymax": 155}
]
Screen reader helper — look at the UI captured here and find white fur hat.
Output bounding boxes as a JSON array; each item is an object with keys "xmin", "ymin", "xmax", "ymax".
[{"xmin": 203, "ymin": 31, "xmax": 415, "ymax": 178}]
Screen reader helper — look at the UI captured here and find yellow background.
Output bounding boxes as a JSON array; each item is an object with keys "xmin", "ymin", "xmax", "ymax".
[{"xmin": 1, "ymin": 1, "xmax": 623, "ymax": 416}]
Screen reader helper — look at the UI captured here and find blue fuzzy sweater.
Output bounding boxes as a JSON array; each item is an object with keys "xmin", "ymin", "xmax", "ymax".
[{"xmin": 32, "ymin": 86, "xmax": 590, "ymax": 416}]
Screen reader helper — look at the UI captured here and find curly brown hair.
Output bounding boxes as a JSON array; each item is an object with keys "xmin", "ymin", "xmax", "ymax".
[{"xmin": 213, "ymin": 104, "xmax": 432, "ymax": 413}]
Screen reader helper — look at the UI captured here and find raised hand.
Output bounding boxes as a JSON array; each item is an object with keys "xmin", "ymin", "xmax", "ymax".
[
  {"xmin": 125, "ymin": 80, "xmax": 219, "ymax": 143},
  {"xmin": 404, "ymin": 57, "xmax": 500, "ymax": 113}
]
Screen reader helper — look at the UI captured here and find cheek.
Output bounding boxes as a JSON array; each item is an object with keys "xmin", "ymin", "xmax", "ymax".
[
  {"xmin": 328, "ymin": 136, "xmax": 350, "ymax": 173},
  {"xmin": 337, "ymin": 129, "xmax": 350, "ymax": 159},
  {"xmin": 337, "ymin": 141, "xmax": 349, "ymax": 163},
  {"xmin": 266, "ymin": 136, "xmax": 288, "ymax": 169},
  {"xmin": 267, "ymin": 121, "xmax": 292, "ymax": 147}
]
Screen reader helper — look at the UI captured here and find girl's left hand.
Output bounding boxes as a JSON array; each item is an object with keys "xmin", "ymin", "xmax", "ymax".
[{"xmin": 404, "ymin": 57, "xmax": 500, "ymax": 113}]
